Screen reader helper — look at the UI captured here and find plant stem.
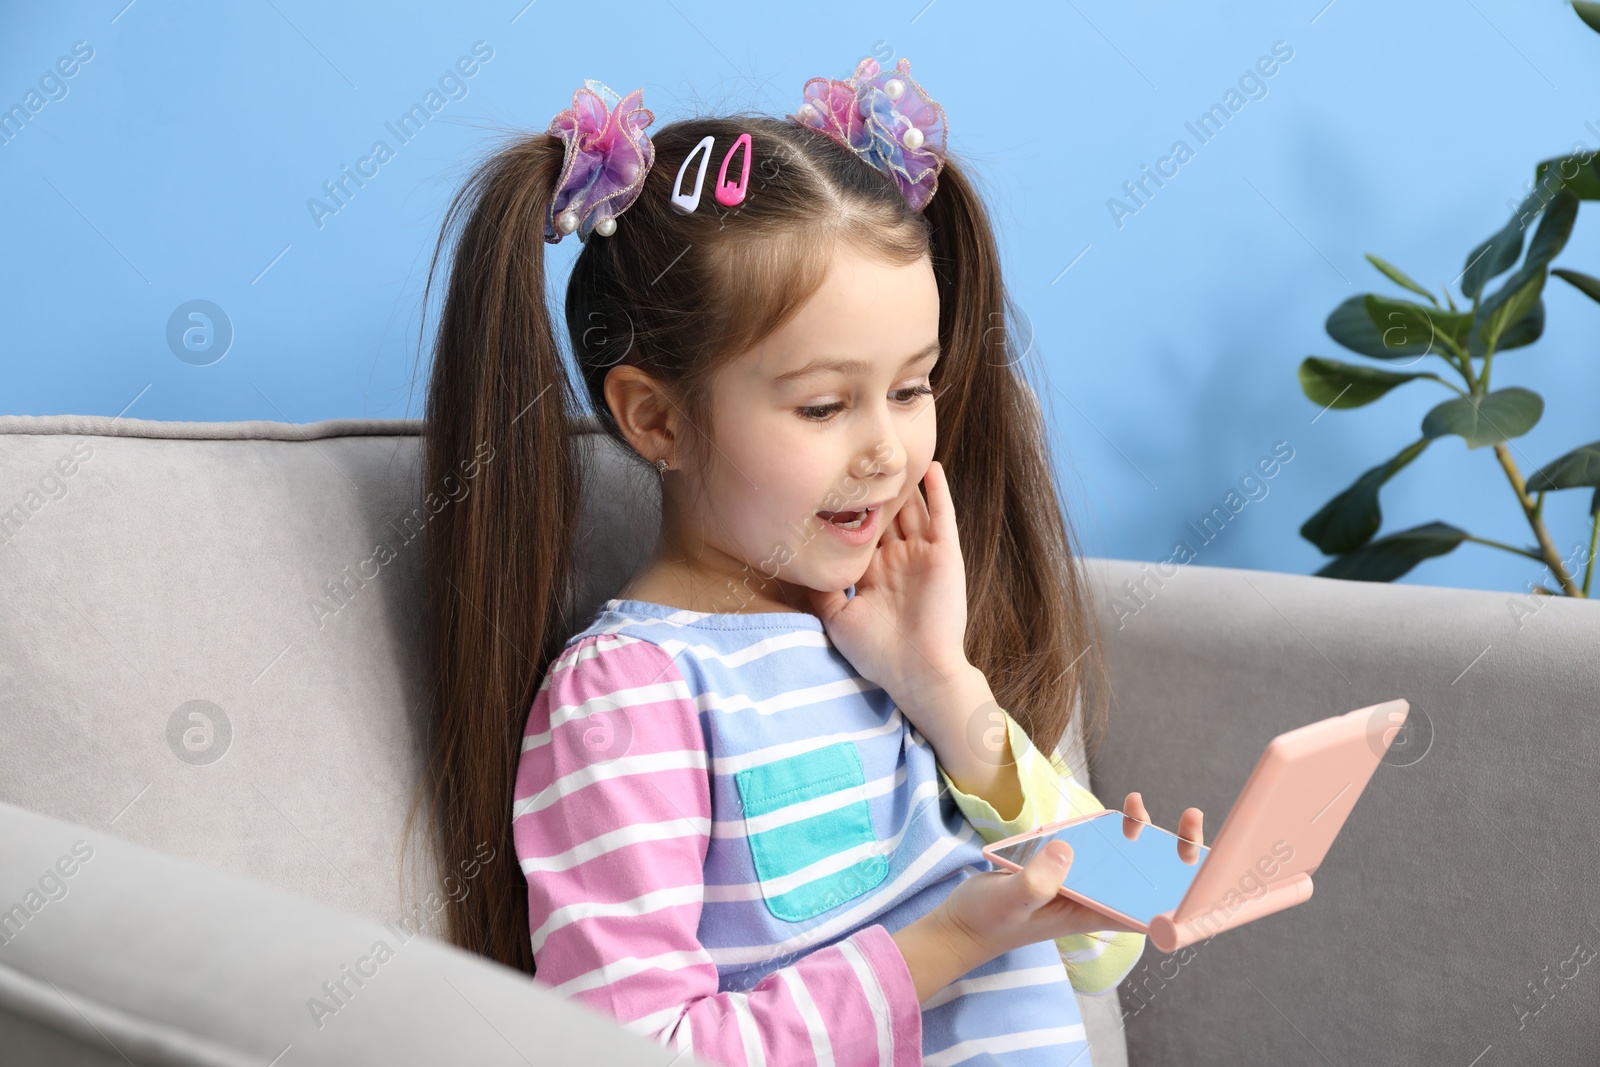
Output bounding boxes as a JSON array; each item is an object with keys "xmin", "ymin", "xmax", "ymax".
[
  {"xmin": 1430, "ymin": 330, "xmax": 1475, "ymax": 388},
  {"xmin": 1468, "ymin": 327, "xmax": 1498, "ymax": 395},
  {"xmin": 1492, "ymin": 442, "xmax": 1584, "ymax": 596},
  {"xmin": 1463, "ymin": 534, "xmax": 1544, "ymax": 561}
]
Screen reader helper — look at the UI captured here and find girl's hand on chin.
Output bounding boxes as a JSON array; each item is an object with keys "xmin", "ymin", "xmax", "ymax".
[{"xmin": 805, "ymin": 460, "xmax": 971, "ymax": 709}]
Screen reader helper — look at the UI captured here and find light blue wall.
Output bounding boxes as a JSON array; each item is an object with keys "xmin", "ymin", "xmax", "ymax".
[{"xmin": 3, "ymin": 1, "xmax": 1597, "ymax": 597}]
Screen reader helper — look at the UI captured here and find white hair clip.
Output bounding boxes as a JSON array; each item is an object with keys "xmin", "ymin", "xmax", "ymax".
[{"xmin": 670, "ymin": 135, "xmax": 715, "ymax": 214}]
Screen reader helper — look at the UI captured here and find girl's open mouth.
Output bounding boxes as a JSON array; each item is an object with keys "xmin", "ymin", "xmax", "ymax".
[
  {"xmin": 815, "ymin": 504, "xmax": 881, "ymax": 545},
  {"xmin": 818, "ymin": 508, "xmax": 869, "ymax": 529}
]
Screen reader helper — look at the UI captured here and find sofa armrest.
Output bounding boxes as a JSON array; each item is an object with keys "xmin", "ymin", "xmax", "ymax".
[{"xmin": 0, "ymin": 802, "xmax": 698, "ymax": 1067}]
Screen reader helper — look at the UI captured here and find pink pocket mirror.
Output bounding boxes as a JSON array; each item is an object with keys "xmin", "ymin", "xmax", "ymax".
[{"xmin": 983, "ymin": 698, "xmax": 1410, "ymax": 952}]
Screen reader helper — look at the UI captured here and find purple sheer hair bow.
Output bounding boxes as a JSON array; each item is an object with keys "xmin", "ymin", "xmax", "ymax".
[
  {"xmin": 545, "ymin": 80, "xmax": 655, "ymax": 243},
  {"xmin": 788, "ymin": 57, "xmax": 948, "ymax": 212}
]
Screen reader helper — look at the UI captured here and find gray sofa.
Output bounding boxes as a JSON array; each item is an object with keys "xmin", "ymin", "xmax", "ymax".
[{"xmin": 1, "ymin": 414, "xmax": 1595, "ymax": 1066}]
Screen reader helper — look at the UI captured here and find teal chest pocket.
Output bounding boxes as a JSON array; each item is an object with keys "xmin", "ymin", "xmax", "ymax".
[{"xmin": 734, "ymin": 740, "xmax": 889, "ymax": 923}]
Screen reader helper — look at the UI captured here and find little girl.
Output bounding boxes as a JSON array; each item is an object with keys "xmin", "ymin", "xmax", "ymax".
[{"xmin": 414, "ymin": 57, "xmax": 1204, "ymax": 1066}]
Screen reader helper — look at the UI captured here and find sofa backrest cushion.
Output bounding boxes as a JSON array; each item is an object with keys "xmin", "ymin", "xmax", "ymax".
[
  {"xmin": 0, "ymin": 414, "xmax": 660, "ymax": 935},
  {"xmin": 0, "ymin": 412, "xmax": 1101, "ymax": 930}
]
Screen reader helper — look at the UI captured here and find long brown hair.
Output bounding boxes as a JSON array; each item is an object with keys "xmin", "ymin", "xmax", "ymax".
[{"xmin": 407, "ymin": 112, "xmax": 1110, "ymax": 974}]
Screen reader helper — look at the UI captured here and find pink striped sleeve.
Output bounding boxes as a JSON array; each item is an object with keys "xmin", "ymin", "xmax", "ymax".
[{"xmin": 512, "ymin": 633, "xmax": 922, "ymax": 1067}]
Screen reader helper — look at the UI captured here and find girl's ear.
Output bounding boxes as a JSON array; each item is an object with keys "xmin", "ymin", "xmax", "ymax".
[{"xmin": 603, "ymin": 364, "xmax": 679, "ymax": 464}]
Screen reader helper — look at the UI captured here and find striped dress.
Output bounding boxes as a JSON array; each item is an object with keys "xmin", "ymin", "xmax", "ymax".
[{"xmin": 512, "ymin": 598, "xmax": 1145, "ymax": 1066}]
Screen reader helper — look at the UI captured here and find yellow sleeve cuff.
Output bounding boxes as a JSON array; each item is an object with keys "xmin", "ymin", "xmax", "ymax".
[
  {"xmin": 1057, "ymin": 928, "xmax": 1148, "ymax": 995},
  {"xmin": 940, "ymin": 709, "xmax": 1061, "ymax": 842}
]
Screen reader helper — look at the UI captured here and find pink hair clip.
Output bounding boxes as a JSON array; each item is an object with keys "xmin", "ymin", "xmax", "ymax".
[{"xmin": 714, "ymin": 132, "xmax": 752, "ymax": 207}]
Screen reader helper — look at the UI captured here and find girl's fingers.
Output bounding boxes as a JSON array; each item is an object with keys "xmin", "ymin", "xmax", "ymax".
[
  {"xmin": 1179, "ymin": 807, "xmax": 1204, "ymax": 848},
  {"xmin": 923, "ymin": 460, "xmax": 956, "ymax": 542},
  {"xmin": 896, "ymin": 477, "xmax": 931, "ymax": 541},
  {"xmin": 1176, "ymin": 807, "xmax": 1204, "ymax": 865},
  {"xmin": 1122, "ymin": 791, "xmax": 1149, "ymax": 841},
  {"xmin": 805, "ymin": 585, "xmax": 850, "ymax": 624},
  {"xmin": 878, "ymin": 507, "xmax": 904, "ymax": 544},
  {"xmin": 893, "ymin": 498, "xmax": 916, "ymax": 541},
  {"xmin": 877, "ymin": 460, "xmax": 949, "ymax": 546},
  {"xmin": 1019, "ymin": 841, "xmax": 1073, "ymax": 906},
  {"xmin": 854, "ymin": 541, "xmax": 887, "ymax": 588}
]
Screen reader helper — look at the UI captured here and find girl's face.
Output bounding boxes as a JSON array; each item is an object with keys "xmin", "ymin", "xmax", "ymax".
[{"xmin": 677, "ymin": 244, "xmax": 941, "ymax": 605}]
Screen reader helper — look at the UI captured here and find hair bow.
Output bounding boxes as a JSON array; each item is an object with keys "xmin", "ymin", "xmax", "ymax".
[
  {"xmin": 545, "ymin": 80, "xmax": 655, "ymax": 243},
  {"xmin": 789, "ymin": 57, "xmax": 948, "ymax": 212}
]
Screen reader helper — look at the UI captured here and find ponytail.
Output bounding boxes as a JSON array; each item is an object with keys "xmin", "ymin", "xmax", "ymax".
[
  {"xmin": 922, "ymin": 157, "xmax": 1111, "ymax": 768},
  {"xmin": 407, "ymin": 131, "xmax": 578, "ymax": 974}
]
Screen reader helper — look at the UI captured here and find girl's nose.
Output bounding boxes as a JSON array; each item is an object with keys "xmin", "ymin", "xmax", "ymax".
[{"xmin": 854, "ymin": 437, "xmax": 904, "ymax": 482}]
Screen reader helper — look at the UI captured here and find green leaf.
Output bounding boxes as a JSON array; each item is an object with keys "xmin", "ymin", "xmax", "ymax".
[
  {"xmin": 1365, "ymin": 254, "xmax": 1439, "ymax": 305},
  {"xmin": 1301, "ymin": 439, "xmax": 1430, "ymax": 554},
  {"xmin": 1467, "ymin": 190, "xmax": 1571, "ymax": 357},
  {"xmin": 1525, "ymin": 188, "xmax": 1580, "ymax": 270},
  {"xmin": 1327, "ymin": 295, "xmax": 1415, "ymax": 358},
  {"xmin": 1553, "ymin": 267, "xmax": 1600, "ymax": 305},
  {"xmin": 1465, "ymin": 169, "xmax": 1588, "ymax": 305},
  {"xmin": 1490, "ymin": 298, "xmax": 1546, "ymax": 354},
  {"xmin": 1326, "ymin": 295, "xmax": 1466, "ymax": 360},
  {"xmin": 1471, "ymin": 266, "xmax": 1548, "ymax": 357},
  {"xmin": 1314, "ymin": 522, "xmax": 1470, "ymax": 583},
  {"xmin": 1422, "ymin": 387, "xmax": 1544, "ymax": 449},
  {"xmin": 1578, "ymin": 1, "xmax": 1600, "ymax": 34},
  {"xmin": 1299, "ymin": 356, "xmax": 1440, "ymax": 409},
  {"xmin": 1365, "ymin": 295, "xmax": 1473, "ymax": 357},
  {"xmin": 1527, "ymin": 440, "xmax": 1600, "ymax": 493},
  {"xmin": 1532, "ymin": 150, "xmax": 1600, "ymax": 201},
  {"xmin": 1462, "ymin": 188, "xmax": 1543, "ymax": 300}
]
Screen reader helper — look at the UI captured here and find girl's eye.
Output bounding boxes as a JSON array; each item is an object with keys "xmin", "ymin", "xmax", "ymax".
[
  {"xmin": 893, "ymin": 383, "xmax": 934, "ymax": 404},
  {"xmin": 795, "ymin": 383, "xmax": 934, "ymax": 423},
  {"xmin": 795, "ymin": 401, "xmax": 845, "ymax": 422}
]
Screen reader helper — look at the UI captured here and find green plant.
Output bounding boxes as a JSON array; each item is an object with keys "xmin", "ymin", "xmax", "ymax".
[{"xmin": 1296, "ymin": 5, "xmax": 1600, "ymax": 595}]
